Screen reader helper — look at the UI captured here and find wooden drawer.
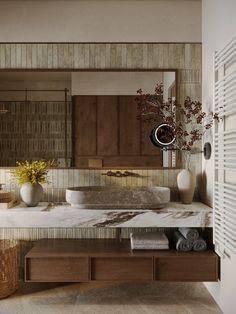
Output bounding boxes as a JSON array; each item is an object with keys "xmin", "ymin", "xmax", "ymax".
[
  {"xmin": 25, "ymin": 257, "xmax": 89, "ymax": 282},
  {"xmin": 155, "ymin": 255, "xmax": 218, "ymax": 282},
  {"xmin": 91, "ymin": 257, "xmax": 153, "ymax": 281}
]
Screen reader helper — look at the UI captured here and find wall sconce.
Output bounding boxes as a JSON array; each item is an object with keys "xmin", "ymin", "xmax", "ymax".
[{"xmin": 203, "ymin": 142, "xmax": 212, "ymax": 160}]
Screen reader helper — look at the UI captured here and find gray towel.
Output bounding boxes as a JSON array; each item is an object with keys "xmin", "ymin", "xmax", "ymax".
[
  {"xmin": 173, "ymin": 231, "xmax": 193, "ymax": 252},
  {"xmin": 130, "ymin": 232, "xmax": 169, "ymax": 250},
  {"xmin": 178, "ymin": 227, "xmax": 199, "ymax": 241},
  {"xmin": 131, "ymin": 242, "xmax": 169, "ymax": 250},
  {"xmin": 193, "ymin": 237, "xmax": 207, "ymax": 251}
]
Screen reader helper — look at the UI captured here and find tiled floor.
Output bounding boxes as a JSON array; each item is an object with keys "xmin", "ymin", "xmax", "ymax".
[{"xmin": 0, "ymin": 281, "xmax": 222, "ymax": 314}]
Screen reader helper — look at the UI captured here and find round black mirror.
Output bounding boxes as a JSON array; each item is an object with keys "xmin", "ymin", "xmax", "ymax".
[{"xmin": 150, "ymin": 123, "xmax": 175, "ymax": 148}]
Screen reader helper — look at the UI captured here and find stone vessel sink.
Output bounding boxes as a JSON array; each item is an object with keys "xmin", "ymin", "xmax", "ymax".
[{"xmin": 66, "ymin": 186, "xmax": 170, "ymax": 209}]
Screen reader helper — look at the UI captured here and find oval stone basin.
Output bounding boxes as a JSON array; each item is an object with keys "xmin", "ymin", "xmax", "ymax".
[{"xmin": 66, "ymin": 186, "xmax": 170, "ymax": 209}]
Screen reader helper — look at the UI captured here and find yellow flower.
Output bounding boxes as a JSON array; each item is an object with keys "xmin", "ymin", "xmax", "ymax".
[{"xmin": 11, "ymin": 160, "xmax": 58, "ymax": 186}]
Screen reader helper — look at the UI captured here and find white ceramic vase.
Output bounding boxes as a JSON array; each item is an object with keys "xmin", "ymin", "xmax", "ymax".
[
  {"xmin": 177, "ymin": 169, "xmax": 196, "ymax": 204},
  {"xmin": 20, "ymin": 182, "xmax": 43, "ymax": 207}
]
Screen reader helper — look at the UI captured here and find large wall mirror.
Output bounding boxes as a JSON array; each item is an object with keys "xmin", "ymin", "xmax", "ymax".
[{"xmin": 0, "ymin": 70, "xmax": 177, "ymax": 168}]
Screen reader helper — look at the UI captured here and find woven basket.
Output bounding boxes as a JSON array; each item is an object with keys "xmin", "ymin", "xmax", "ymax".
[{"xmin": 0, "ymin": 240, "xmax": 19, "ymax": 299}]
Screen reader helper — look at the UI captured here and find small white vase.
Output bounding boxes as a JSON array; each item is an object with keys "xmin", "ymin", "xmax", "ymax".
[
  {"xmin": 20, "ymin": 182, "xmax": 43, "ymax": 207},
  {"xmin": 177, "ymin": 169, "xmax": 196, "ymax": 204}
]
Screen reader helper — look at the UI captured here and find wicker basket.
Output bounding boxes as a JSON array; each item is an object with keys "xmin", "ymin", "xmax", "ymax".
[{"xmin": 0, "ymin": 240, "xmax": 19, "ymax": 299}]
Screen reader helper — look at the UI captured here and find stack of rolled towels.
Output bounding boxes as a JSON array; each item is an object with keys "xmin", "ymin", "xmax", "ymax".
[
  {"xmin": 130, "ymin": 231, "xmax": 169, "ymax": 250},
  {"xmin": 173, "ymin": 227, "xmax": 207, "ymax": 252}
]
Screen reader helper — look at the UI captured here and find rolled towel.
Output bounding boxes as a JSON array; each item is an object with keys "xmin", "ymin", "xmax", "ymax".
[
  {"xmin": 173, "ymin": 231, "xmax": 193, "ymax": 252},
  {"xmin": 178, "ymin": 227, "xmax": 199, "ymax": 241},
  {"xmin": 193, "ymin": 237, "xmax": 207, "ymax": 252}
]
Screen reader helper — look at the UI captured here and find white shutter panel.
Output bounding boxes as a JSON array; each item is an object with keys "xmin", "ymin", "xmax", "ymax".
[{"xmin": 214, "ymin": 37, "xmax": 236, "ymax": 258}]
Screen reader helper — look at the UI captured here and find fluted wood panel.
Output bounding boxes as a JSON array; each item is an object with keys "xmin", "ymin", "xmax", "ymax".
[{"xmin": 0, "ymin": 43, "xmax": 201, "ymax": 101}]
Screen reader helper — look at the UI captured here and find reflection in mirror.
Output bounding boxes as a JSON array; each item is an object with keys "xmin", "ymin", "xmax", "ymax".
[
  {"xmin": 0, "ymin": 72, "xmax": 72, "ymax": 167},
  {"xmin": 0, "ymin": 70, "xmax": 176, "ymax": 168}
]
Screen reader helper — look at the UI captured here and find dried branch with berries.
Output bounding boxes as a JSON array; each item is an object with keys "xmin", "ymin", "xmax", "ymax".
[{"xmin": 135, "ymin": 83, "xmax": 219, "ymax": 151}]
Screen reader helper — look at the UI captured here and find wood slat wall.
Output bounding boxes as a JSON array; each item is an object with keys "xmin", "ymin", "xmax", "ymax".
[
  {"xmin": 0, "ymin": 43, "xmax": 201, "ymax": 106},
  {"xmin": 97, "ymin": 96, "xmax": 119, "ymax": 156}
]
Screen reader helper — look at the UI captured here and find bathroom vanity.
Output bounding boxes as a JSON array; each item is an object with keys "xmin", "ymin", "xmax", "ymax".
[
  {"xmin": 25, "ymin": 239, "xmax": 219, "ymax": 283},
  {"xmin": 13, "ymin": 201, "xmax": 218, "ymax": 283},
  {"xmin": 0, "ymin": 200, "xmax": 218, "ymax": 282}
]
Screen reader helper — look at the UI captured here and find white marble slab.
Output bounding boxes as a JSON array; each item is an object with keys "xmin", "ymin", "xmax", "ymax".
[
  {"xmin": 2, "ymin": 202, "xmax": 49, "ymax": 212},
  {"xmin": 0, "ymin": 202, "xmax": 212, "ymax": 228}
]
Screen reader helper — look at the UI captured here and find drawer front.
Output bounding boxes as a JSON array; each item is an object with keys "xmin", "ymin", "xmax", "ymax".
[
  {"xmin": 91, "ymin": 257, "xmax": 153, "ymax": 281},
  {"xmin": 25, "ymin": 257, "xmax": 89, "ymax": 282},
  {"xmin": 155, "ymin": 256, "xmax": 218, "ymax": 281}
]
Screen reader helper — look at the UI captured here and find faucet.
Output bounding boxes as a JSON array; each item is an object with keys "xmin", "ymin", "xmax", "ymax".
[{"xmin": 101, "ymin": 171, "xmax": 140, "ymax": 177}]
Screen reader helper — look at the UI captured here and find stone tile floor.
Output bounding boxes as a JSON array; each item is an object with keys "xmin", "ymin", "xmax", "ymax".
[{"xmin": 0, "ymin": 281, "xmax": 223, "ymax": 314}]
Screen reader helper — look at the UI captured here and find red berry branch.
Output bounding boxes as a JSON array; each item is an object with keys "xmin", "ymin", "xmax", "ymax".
[{"xmin": 135, "ymin": 83, "xmax": 219, "ymax": 151}]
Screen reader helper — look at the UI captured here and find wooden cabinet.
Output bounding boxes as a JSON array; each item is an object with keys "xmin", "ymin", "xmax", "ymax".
[
  {"xmin": 154, "ymin": 254, "xmax": 219, "ymax": 282},
  {"xmin": 91, "ymin": 257, "xmax": 153, "ymax": 281},
  {"xmin": 25, "ymin": 239, "xmax": 219, "ymax": 283},
  {"xmin": 72, "ymin": 96, "xmax": 162, "ymax": 168},
  {"xmin": 25, "ymin": 257, "xmax": 89, "ymax": 282}
]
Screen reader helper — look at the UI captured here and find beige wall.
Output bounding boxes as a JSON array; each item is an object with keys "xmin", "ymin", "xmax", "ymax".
[
  {"xmin": 202, "ymin": 1, "xmax": 236, "ymax": 314},
  {"xmin": 0, "ymin": 0, "xmax": 201, "ymax": 42}
]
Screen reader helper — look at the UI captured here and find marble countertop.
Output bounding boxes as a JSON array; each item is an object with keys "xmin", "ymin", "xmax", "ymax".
[{"xmin": 0, "ymin": 202, "xmax": 212, "ymax": 228}]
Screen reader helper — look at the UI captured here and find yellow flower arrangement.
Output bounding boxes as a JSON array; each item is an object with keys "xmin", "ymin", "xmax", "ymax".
[{"xmin": 12, "ymin": 160, "xmax": 57, "ymax": 186}]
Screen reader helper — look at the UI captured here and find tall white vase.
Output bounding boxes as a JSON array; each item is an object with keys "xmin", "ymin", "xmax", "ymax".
[
  {"xmin": 20, "ymin": 182, "xmax": 43, "ymax": 207},
  {"xmin": 177, "ymin": 169, "xmax": 196, "ymax": 204}
]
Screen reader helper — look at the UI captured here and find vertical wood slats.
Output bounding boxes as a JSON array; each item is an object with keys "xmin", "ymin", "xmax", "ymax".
[
  {"xmin": 72, "ymin": 96, "xmax": 97, "ymax": 156},
  {"xmin": 119, "ymin": 96, "xmax": 140, "ymax": 155},
  {"xmin": 0, "ymin": 43, "xmax": 201, "ymax": 73},
  {"xmin": 97, "ymin": 96, "xmax": 119, "ymax": 156}
]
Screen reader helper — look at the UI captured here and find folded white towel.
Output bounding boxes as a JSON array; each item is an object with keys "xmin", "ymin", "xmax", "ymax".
[
  {"xmin": 130, "ymin": 232, "xmax": 169, "ymax": 244},
  {"xmin": 131, "ymin": 241, "xmax": 169, "ymax": 250},
  {"xmin": 130, "ymin": 231, "xmax": 169, "ymax": 250}
]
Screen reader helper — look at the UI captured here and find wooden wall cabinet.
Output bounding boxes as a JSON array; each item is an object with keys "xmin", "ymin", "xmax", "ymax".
[
  {"xmin": 25, "ymin": 240, "xmax": 219, "ymax": 283},
  {"xmin": 72, "ymin": 96, "xmax": 162, "ymax": 168},
  {"xmin": 91, "ymin": 257, "xmax": 153, "ymax": 281},
  {"xmin": 154, "ymin": 255, "xmax": 219, "ymax": 282},
  {"xmin": 26, "ymin": 257, "xmax": 89, "ymax": 282}
]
